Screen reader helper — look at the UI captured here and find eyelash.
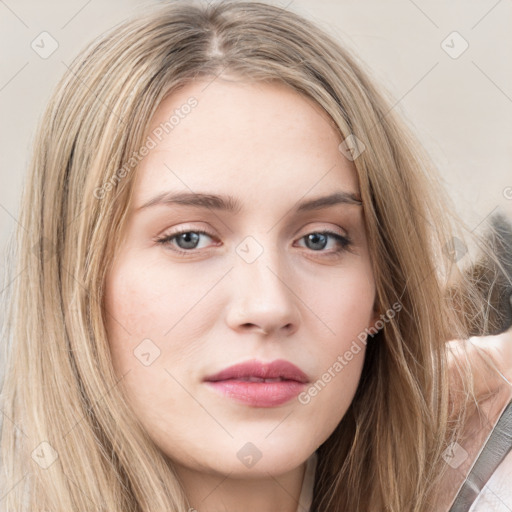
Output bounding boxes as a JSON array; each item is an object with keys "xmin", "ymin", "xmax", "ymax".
[{"xmin": 155, "ymin": 228, "xmax": 352, "ymax": 258}]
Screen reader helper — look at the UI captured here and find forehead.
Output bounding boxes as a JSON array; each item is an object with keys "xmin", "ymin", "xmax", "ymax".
[{"xmin": 132, "ymin": 78, "xmax": 359, "ymax": 210}]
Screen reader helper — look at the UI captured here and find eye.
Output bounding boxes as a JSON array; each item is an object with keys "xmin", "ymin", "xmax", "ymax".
[
  {"xmin": 156, "ymin": 228, "xmax": 216, "ymax": 255},
  {"xmin": 155, "ymin": 228, "xmax": 352, "ymax": 257},
  {"xmin": 295, "ymin": 230, "xmax": 352, "ymax": 255}
]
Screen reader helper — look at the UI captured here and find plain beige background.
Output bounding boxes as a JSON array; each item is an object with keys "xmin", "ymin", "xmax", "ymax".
[{"xmin": 1, "ymin": 0, "xmax": 511, "ymax": 303}]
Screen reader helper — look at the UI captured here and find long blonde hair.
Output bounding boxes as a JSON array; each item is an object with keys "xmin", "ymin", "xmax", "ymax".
[{"xmin": 0, "ymin": 1, "xmax": 503, "ymax": 510}]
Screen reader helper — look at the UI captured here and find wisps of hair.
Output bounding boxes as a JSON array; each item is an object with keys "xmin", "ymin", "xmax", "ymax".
[{"xmin": 1, "ymin": 1, "xmax": 508, "ymax": 511}]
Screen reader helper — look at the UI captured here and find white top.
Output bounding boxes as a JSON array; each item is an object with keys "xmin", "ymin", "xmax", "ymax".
[{"xmin": 295, "ymin": 451, "xmax": 317, "ymax": 512}]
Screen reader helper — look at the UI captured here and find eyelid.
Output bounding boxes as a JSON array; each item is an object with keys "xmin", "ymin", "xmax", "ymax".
[
  {"xmin": 155, "ymin": 226, "xmax": 217, "ymax": 246},
  {"xmin": 155, "ymin": 223, "xmax": 215, "ymax": 239},
  {"xmin": 155, "ymin": 223, "xmax": 353, "ymax": 259},
  {"xmin": 292, "ymin": 222, "xmax": 349, "ymax": 241},
  {"xmin": 155, "ymin": 222, "xmax": 348, "ymax": 243}
]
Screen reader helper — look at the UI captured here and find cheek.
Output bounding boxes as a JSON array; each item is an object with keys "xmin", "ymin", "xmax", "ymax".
[
  {"xmin": 304, "ymin": 260, "xmax": 376, "ymax": 344},
  {"xmin": 103, "ymin": 262, "xmax": 194, "ymax": 424},
  {"xmin": 298, "ymin": 346, "xmax": 366, "ymax": 441},
  {"xmin": 103, "ymin": 261, "xmax": 170, "ymax": 392},
  {"xmin": 288, "ymin": 262, "xmax": 375, "ymax": 428},
  {"xmin": 103, "ymin": 254, "xmax": 224, "ymax": 412},
  {"xmin": 104, "ymin": 257, "xmax": 204, "ymax": 360},
  {"xmin": 301, "ymin": 291, "xmax": 372, "ymax": 413}
]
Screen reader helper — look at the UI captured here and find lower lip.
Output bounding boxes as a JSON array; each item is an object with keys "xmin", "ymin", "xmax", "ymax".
[{"xmin": 205, "ymin": 380, "xmax": 307, "ymax": 407}]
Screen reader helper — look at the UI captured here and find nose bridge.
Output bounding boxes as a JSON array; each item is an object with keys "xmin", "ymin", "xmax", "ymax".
[
  {"xmin": 226, "ymin": 233, "xmax": 299, "ymax": 334},
  {"xmin": 234, "ymin": 233, "xmax": 289, "ymax": 297}
]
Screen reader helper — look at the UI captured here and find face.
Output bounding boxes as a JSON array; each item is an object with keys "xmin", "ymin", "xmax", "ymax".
[{"xmin": 104, "ymin": 78, "xmax": 379, "ymax": 478}]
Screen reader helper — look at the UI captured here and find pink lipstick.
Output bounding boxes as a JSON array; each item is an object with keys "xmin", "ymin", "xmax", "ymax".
[{"xmin": 203, "ymin": 359, "xmax": 309, "ymax": 407}]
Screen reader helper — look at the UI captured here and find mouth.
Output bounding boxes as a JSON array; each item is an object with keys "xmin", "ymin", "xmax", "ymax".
[
  {"xmin": 219, "ymin": 377, "xmax": 290, "ymax": 382},
  {"xmin": 203, "ymin": 359, "xmax": 309, "ymax": 407},
  {"xmin": 203, "ymin": 358, "xmax": 309, "ymax": 384}
]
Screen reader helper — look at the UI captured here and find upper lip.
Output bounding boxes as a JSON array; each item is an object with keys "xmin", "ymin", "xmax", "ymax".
[{"xmin": 204, "ymin": 359, "xmax": 309, "ymax": 383}]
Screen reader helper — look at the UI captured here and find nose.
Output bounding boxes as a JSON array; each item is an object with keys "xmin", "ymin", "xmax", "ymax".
[{"xmin": 225, "ymin": 247, "xmax": 300, "ymax": 337}]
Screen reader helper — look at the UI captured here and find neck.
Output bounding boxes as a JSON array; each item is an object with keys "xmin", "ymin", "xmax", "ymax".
[{"xmin": 174, "ymin": 459, "xmax": 308, "ymax": 512}]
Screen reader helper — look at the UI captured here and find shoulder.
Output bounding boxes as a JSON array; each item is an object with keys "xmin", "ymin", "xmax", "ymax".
[
  {"xmin": 443, "ymin": 328, "xmax": 512, "ymax": 511},
  {"xmin": 461, "ymin": 331, "xmax": 512, "ymax": 511},
  {"xmin": 447, "ymin": 328, "xmax": 512, "ymax": 397}
]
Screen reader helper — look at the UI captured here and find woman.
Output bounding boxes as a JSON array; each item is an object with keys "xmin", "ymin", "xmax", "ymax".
[{"xmin": 0, "ymin": 1, "xmax": 511, "ymax": 510}]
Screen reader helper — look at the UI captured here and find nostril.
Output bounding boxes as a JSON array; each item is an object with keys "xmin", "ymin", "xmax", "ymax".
[{"xmin": 242, "ymin": 324, "xmax": 269, "ymax": 335}]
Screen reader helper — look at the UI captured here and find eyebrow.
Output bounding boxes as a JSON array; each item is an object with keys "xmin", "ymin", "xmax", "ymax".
[{"xmin": 136, "ymin": 190, "xmax": 362, "ymax": 214}]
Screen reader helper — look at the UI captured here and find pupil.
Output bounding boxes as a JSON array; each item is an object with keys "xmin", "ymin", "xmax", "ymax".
[
  {"xmin": 179, "ymin": 232, "xmax": 199, "ymax": 249},
  {"xmin": 307, "ymin": 233, "xmax": 327, "ymax": 250}
]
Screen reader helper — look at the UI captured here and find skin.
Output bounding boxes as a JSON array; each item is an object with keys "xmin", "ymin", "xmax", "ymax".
[
  {"xmin": 437, "ymin": 326, "xmax": 512, "ymax": 510},
  {"xmin": 104, "ymin": 77, "xmax": 380, "ymax": 512}
]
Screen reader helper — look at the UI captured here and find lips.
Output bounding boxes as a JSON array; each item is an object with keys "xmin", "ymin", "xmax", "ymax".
[
  {"xmin": 203, "ymin": 359, "xmax": 309, "ymax": 384},
  {"xmin": 203, "ymin": 359, "xmax": 309, "ymax": 407}
]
